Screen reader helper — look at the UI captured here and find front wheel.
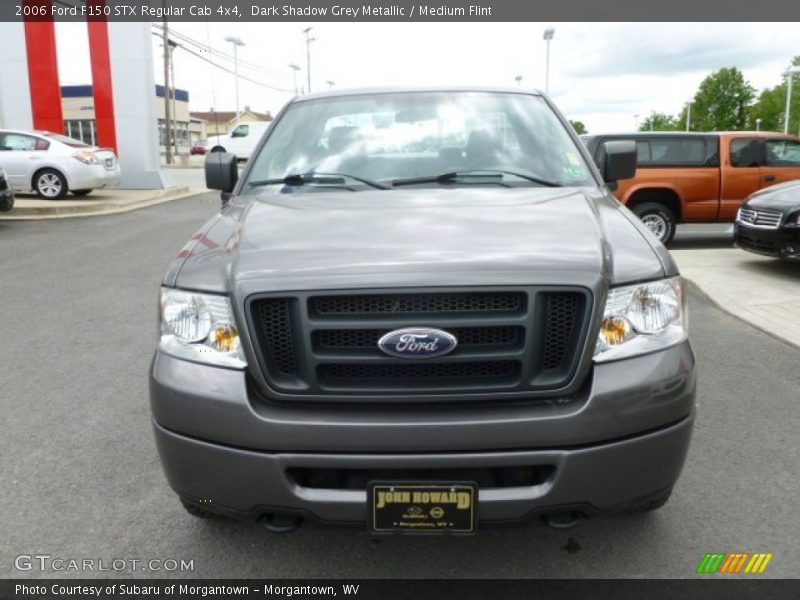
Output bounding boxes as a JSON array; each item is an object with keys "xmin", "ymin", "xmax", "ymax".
[
  {"xmin": 632, "ymin": 202, "xmax": 676, "ymax": 244},
  {"xmin": 34, "ymin": 169, "xmax": 68, "ymax": 200}
]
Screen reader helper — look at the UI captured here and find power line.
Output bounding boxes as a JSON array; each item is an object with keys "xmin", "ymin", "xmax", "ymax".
[
  {"xmin": 151, "ymin": 24, "xmax": 291, "ymax": 80},
  {"xmin": 149, "ymin": 30, "xmax": 293, "ymax": 93}
]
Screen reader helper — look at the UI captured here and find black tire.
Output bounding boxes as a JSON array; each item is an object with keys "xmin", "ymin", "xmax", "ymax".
[
  {"xmin": 180, "ymin": 499, "xmax": 222, "ymax": 520},
  {"xmin": 632, "ymin": 202, "xmax": 677, "ymax": 244},
  {"xmin": 0, "ymin": 193, "xmax": 13, "ymax": 212},
  {"xmin": 33, "ymin": 168, "xmax": 68, "ymax": 200},
  {"xmin": 71, "ymin": 189, "xmax": 93, "ymax": 197},
  {"xmin": 210, "ymin": 146, "xmax": 226, "ymax": 153}
]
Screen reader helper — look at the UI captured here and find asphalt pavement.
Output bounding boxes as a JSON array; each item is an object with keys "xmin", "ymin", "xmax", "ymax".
[{"xmin": 1, "ymin": 196, "xmax": 798, "ymax": 578}]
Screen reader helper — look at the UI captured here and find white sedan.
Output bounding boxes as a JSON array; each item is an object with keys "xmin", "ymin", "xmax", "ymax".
[{"xmin": 0, "ymin": 129, "xmax": 121, "ymax": 199}]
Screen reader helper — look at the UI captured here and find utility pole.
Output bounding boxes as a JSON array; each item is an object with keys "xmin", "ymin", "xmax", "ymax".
[
  {"xmin": 224, "ymin": 36, "xmax": 245, "ymax": 120},
  {"xmin": 303, "ymin": 27, "xmax": 315, "ymax": 93},
  {"xmin": 169, "ymin": 39, "xmax": 178, "ymax": 157},
  {"xmin": 161, "ymin": 15, "xmax": 172, "ymax": 165},
  {"xmin": 685, "ymin": 102, "xmax": 692, "ymax": 132},
  {"xmin": 288, "ymin": 63, "xmax": 300, "ymax": 95},
  {"xmin": 783, "ymin": 67, "xmax": 800, "ymax": 134},
  {"xmin": 543, "ymin": 28, "xmax": 555, "ymax": 95}
]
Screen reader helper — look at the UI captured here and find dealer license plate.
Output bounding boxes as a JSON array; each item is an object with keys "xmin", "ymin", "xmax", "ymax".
[{"xmin": 368, "ymin": 482, "xmax": 477, "ymax": 534}]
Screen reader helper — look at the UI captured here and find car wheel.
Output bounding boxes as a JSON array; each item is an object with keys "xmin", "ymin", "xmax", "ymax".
[
  {"xmin": 0, "ymin": 194, "xmax": 13, "ymax": 212},
  {"xmin": 632, "ymin": 202, "xmax": 676, "ymax": 244},
  {"xmin": 210, "ymin": 146, "xmax": 225, "ymax": 153},
  {"xmin": 71, "ymin": 189, "xmax": 93, "ymax": 197},
  {"xmin": 34, "ymin": 169, "xmax": 68, "ymax": 200}
]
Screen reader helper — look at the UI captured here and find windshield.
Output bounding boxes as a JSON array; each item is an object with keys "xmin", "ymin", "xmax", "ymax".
[{"xmin": 242, "ymin": 92, "xmax": 594, "ymax": 192}]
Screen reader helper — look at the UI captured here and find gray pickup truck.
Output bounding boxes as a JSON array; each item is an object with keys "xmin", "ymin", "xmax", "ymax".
[{"xmin": 151, "ymin": 87, "xmax": 695, "ymax": 534}]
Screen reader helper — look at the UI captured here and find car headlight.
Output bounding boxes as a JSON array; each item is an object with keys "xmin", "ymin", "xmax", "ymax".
[
  {"xmin": 594, "ymin": 276, "xmax": 687, "ymax": 363},
  {"xmin": 159, "ymin": 288, "xmax": 246, "ymax": 368}
]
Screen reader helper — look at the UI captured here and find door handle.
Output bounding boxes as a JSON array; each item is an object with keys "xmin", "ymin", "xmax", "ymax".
[{"xmin": 763, "ymin": 174, "xmax": 776, "ymax": 182}]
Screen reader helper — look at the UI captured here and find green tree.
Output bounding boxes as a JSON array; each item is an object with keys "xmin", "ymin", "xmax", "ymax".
[
  {"xmin": 639, "ymin": 112, "xmax": 679, "ymax": 132},
  {"xmin": 749, "ymin": 56, "xmax": 800, "ymax": 133},
  {"xmin": 682, "ymin": 67, "xmax": 755, "ymax": 131},
  {"xmin": 570, "ymin": 120, "xmax": 587, "ymax": 135}
]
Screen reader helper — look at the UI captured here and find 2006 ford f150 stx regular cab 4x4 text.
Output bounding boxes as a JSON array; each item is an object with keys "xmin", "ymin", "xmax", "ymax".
[{"xmin": 150, "ymin": 87, "xmax": 695, "ymax": 534}]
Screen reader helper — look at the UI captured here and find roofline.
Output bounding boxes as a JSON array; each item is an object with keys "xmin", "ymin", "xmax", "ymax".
[{"xmin": 292, "ymin": 85, "xmax": 545, "ymax": 103}]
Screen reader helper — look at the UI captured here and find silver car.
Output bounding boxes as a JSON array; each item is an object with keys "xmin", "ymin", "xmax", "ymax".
[{"xmin": 0, "ymin": 129, "xmax": 121, "ymax": 199}]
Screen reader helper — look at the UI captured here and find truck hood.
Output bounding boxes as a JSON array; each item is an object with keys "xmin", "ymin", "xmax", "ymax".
[{"xmin": 170, "ymin": 187, "xmax": 670, "ymax": 293}]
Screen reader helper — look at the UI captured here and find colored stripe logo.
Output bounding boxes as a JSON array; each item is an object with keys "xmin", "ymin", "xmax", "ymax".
[{"xmin": 696, "ymin": 552, "xmax": 773, "ymax": 574}]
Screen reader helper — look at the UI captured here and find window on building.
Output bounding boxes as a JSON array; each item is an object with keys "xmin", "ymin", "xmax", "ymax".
[{"xmin": 64, "ymin": 120, "xmax": 97, "ymax": 147}]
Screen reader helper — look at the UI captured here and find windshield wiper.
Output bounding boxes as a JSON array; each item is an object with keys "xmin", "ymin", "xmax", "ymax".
[
  {"xmin": 249, "ymin": 172, "xmax": 389, "ymax": 190},
  {"xmin": 392, "ymin": 170, "xmax": 562, "ymax": 188}
]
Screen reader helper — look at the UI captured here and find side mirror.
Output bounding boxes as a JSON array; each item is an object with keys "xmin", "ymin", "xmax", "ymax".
[
  {"xmin": 601, "ymin": 140, "xmax": 637, "ymax": 185},
  {"xmin": 205, "ymin": 152, "xmax": 238, "ymax": 200}
]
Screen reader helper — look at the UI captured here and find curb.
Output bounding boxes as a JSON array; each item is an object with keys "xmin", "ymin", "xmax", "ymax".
[
  {"xmin": 683, "ymin": 276, "xmax": 800, "ymax": 351},
  {"xmin": 0, "ymin": 186, "xmax": 201, "ymax": 220}
]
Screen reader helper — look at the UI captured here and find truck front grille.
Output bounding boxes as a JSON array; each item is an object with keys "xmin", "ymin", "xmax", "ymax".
[{"xmin": 247, "ymin": 288, "xmax": 592, "ymax": 401}]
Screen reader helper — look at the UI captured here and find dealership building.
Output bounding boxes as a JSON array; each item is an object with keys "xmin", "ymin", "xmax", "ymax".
[{"xmin": 61, "ymin": 84, "xmax": 201, "ymax": 149}]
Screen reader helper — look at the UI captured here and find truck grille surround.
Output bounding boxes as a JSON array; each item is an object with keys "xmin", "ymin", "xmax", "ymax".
[{"xmin": 247, "ymin": 288, "xmax": 592, "ymax": 401}]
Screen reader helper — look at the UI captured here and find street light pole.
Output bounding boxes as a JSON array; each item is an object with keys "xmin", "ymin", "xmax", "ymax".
[
  {"xmin": 543, "ymin": 28, "xmax": 555, "ymax": 95},
  {"xmin": 783, "ymin": 67, "xmax": 800, "ymax": 134},
  {"xmin": 224, "ymin": 35, "xmax": 245, "ymax": 120},
  {"xmin": 685, "ymin": 102, "xmax": 692, "ymax": 132},
  {"xmin": 303, "ymin": 27, "xmax": 316, "ymax": 93},
  {"xmin": 288, "ymin": 64, "xmax": 300, "ymax": 95}
]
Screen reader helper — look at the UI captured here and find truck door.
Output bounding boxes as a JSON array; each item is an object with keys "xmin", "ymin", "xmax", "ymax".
[
  {"xmin": 762, "ymin": 137, "xmax": 800, "ymax": 188},
  {"xmin": 719, "ymin": 136, "xmax": 764, "ymax": 220}
]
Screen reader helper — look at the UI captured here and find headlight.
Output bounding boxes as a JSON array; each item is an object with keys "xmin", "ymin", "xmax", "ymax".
[
  {"xmin": 594, "ymin": 276, "xmax": 687, "ymax": 363},
  {"xmin": 159, "ymin": 288, "xmax": 246, "ymax": 368},
  {"xmin": 72, "ymin": 150, "xmax": 99, "ymax": 165}
]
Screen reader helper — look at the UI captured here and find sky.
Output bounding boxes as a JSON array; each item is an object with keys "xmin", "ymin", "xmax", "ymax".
[{"xmin": 53, "ymin": 22, "xmax": 799, "ymax": 132}]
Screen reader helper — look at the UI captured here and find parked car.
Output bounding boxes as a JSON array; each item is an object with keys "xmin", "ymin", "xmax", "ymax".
[
  {"xmin": 0, "ymin": 166, "xmax": 14, "ymax": 212},
  {"xmin": 734, "ymin": 179, "xmax": 800, "ymax": 260},
  {"xmin": 152, "ymin": 87, "xmax": 695, "ymax": 534},
  {"xmin": 582, "ymin": 132, "xmax": 800, "ymax": 243},
  {"xmin": 190, "ymin": 140, "xmax": 208, "ymax": 156},
  {"xmin": 0, "ymin": 130, "xmax": 121, "ymax": 199},
  {"xmin": 207, "ymin": 121, "xmax": 271, "ymax": 161}
]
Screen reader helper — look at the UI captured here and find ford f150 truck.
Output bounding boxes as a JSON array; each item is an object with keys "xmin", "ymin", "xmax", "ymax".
[
  {"xmin": 582, "ymin": 132, "xmax": 800, "ymax": 243},
  {"xmin": 151, "ymin": 87, "xmax": 696, "ymax": 534}
]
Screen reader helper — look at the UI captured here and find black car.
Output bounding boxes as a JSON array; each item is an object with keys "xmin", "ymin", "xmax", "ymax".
[
  {"xmin": 735, "ymin": 180, "xmax": 800, "ymax": 260},
  {"xmin": 0, "ymin": 166, "xmax": 14, "ymax": 212}
]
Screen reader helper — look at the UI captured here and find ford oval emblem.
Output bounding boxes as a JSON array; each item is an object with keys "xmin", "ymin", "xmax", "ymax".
[{"xmin": 377, "ymin": 328, "xmax": 458, "ymax": 359}]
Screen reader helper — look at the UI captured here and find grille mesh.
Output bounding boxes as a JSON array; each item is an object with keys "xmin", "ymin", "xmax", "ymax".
[
  {"xmin": 315, "ymin": 326, "xmax": 522, "ymax": 350},
  {"xmin": 541, "ymin": 293, "xmax": 581, "ymax": 370},
  {"xmin": 319, "ymin": 361, "xmax": 520, "ymax": 383},
  {"xmin": 311, "ymin": 292, "xmax": 524, "ymax": 316},
  {"xmin": 253, "ymin": 299, "xmax": 297, "ymax": 375}
]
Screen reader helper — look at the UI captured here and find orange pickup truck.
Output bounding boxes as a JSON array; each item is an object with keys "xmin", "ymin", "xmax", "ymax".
[{"xmin": 582, "ymin": 132, "xmax": 800, "ymax": 242}]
